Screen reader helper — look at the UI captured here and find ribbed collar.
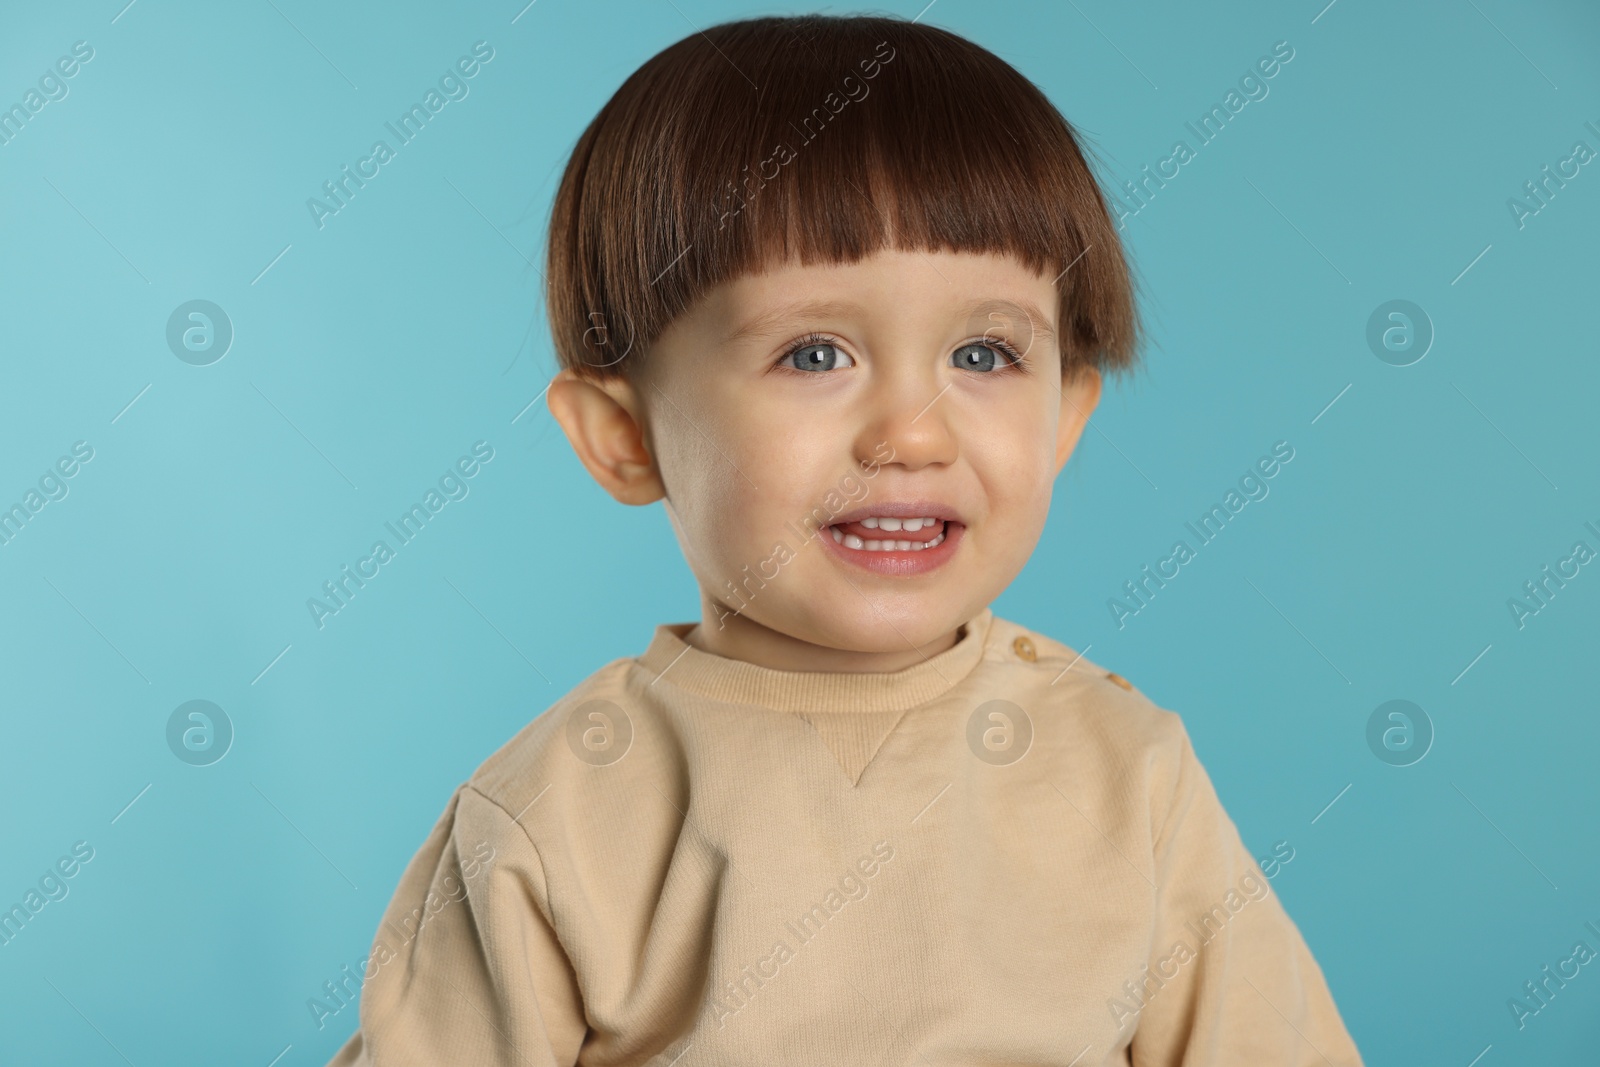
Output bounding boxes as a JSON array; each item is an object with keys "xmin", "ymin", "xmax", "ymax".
[{"xmin": 634, "ymin": 608, "xmax": 995, "ymax": 715}]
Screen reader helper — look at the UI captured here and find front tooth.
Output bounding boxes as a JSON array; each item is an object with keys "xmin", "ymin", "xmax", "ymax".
[
  {"xmin": 862, "ymin": 517, "xmax": 879, "ymax": 529},
  {"xmin": 902, "ymin": 517, "xmax": 924, "ymax": 532},
  {"xmin": 840, "ymin": 528, "xmax": 950, "ymax": 552},
  {"xmin": 878, "ymin": 517, "xmax": 902, "ymax": 532}
]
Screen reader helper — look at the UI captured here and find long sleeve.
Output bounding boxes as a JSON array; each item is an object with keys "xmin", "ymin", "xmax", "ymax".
[
  {"xmin": 1128, "ymin": 720, "xmax": 1364, "ymax": 1066},
  {"xmin": 324, "ymin": 784, "xmax": 588, "ymax": 1066}
]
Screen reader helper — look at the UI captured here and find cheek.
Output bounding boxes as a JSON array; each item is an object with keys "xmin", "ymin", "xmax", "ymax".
[
  {"xmin": 977, "ymin": 394, "xmax": 1060, "ymax": 515},
  {"xmin": 988, "ymin": 455, "xmax": 1055, "ymax": 548},
  {"xmin": 960, "ymin": 394, "xmax": 1060, "ymax": 585},
  {"xmin": 654, "ymin": 399, "xmax": 840, "ymax": 572},
  {"xmin": 656, "ymin": 432, "xmax": 751, "ymax": 559},
  {"xmin": 729, "ymin": 417, "xmax": 856, "ymax": 532}
]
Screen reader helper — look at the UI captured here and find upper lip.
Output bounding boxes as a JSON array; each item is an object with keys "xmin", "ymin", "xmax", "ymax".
[{"xmin": 827, "ymin": 501, "xmax": 964, "ymax": 526}]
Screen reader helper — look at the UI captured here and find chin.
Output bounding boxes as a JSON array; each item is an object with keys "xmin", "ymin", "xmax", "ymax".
[{"xmin": 789, "ymin": 592, "xmax": 972, "ymax": 655}]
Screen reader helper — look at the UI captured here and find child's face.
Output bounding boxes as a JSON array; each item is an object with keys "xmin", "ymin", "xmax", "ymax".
[{"xmin": 550, "ymin": 247, "xmax": 1101, "ymax": 667}]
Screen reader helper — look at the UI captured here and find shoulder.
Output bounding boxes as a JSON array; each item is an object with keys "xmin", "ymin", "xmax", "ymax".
[
  {"xmin": 458, "ymin": 652, "xmax": 645, "ymax": 826},
  {"xmin": 983, "ymin": 613, "xmax": 1193, "ymax": 780},
  {"xmin": 984, "ymin": 614, "xmax": 1146, "ymax": 697}
]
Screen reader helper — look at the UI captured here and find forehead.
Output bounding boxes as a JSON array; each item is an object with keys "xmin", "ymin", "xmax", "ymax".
[{"xmin": 706, "ymin": 248, "xmax": 1057, "ymax": 346}]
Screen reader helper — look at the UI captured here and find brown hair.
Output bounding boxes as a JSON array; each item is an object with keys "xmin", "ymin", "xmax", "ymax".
[{"xmin": 544, "ymin": 13, "xmax": 1139, "ymax": 381}]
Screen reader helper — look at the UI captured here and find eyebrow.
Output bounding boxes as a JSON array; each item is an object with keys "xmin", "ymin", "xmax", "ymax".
[
  {"xmin": 966, "ymin": 298, "xmax": 1059, "ymax": 350},
  {"xmin": 722, "ymin": 299, "xmax": 860, "ymax": 346},
  {"xmin": 723, "ymin": 297, "xmax": 1058, "ymax": 348}
]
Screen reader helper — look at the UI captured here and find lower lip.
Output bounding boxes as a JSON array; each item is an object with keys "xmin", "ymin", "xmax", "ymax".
[{"xmin": 819, "ymin": 521, "xmax": 964, "ymax": 577}]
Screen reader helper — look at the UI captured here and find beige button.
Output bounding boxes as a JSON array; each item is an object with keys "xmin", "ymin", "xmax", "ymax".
[
  {"xmin": 1011, "ymin": 636, "xmax": 1036, "ymax": 662},
  {"xmin": 1105, "ymin": 671, "xmax": 1133, "ymax": 691}
]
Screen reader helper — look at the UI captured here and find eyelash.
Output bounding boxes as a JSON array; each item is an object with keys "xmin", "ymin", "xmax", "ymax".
[{"xmin": 775, "ymin": 332, "xmax": 1029, "ymax": 372}]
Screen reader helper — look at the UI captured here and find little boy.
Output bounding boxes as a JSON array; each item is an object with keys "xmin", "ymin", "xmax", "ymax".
[{"xmin": 328, "ymin": 13, "xmax": 1363, "ymax": 1065}]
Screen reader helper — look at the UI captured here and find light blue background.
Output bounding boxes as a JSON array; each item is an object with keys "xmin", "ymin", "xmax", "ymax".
[{"xmin": 2, "ymin": 0, "xmax": 1597, "ymax": 1063}]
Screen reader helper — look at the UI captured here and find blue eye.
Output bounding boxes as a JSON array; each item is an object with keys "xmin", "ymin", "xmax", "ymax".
[
  {"xmin": 781, "ymin": 335, "xmax": 855, "ymax": 372},
  {"xmin": 953, "ymin": 340, "xmax": 1023, "ymax": 372}
]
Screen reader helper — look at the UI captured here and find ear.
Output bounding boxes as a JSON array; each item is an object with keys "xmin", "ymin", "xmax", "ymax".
[
  {"xmin": 546, "ymin": 368, "xmax": 665, "ymax": 505},
  {"xmin": 1054, "ymin": 365, "xmax": 1103, "ymax": 476}
]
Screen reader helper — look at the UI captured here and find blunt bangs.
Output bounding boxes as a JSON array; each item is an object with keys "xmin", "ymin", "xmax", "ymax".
[{"xmin": 545, "ymin": 13, "xmax": 1139, "ymax": 380}]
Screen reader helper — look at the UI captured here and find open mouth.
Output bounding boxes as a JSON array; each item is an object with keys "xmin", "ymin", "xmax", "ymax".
[
  {"xmin": 827, "ymin": 515, "xmax": 948, "ymax": 552},
  {"xmin": 820, "ymin": 509, "xmax": 965, "ymax": 575}
]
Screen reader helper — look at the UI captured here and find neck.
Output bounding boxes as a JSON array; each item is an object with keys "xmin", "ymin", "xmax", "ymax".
[{"xmin": 688, "ymin": 590, "xmax": 961, "ymax": 673}]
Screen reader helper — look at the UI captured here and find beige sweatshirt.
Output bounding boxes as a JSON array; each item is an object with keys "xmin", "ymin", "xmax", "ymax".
[{"xmin": 325, "ymin": 608, "xmax": 1363, "ymax": 1066}]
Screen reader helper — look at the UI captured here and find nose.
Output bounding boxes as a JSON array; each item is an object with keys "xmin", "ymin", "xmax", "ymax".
[{"xmin": 853, "ymin": 370, "xmax": 959, "ymax": 473}]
